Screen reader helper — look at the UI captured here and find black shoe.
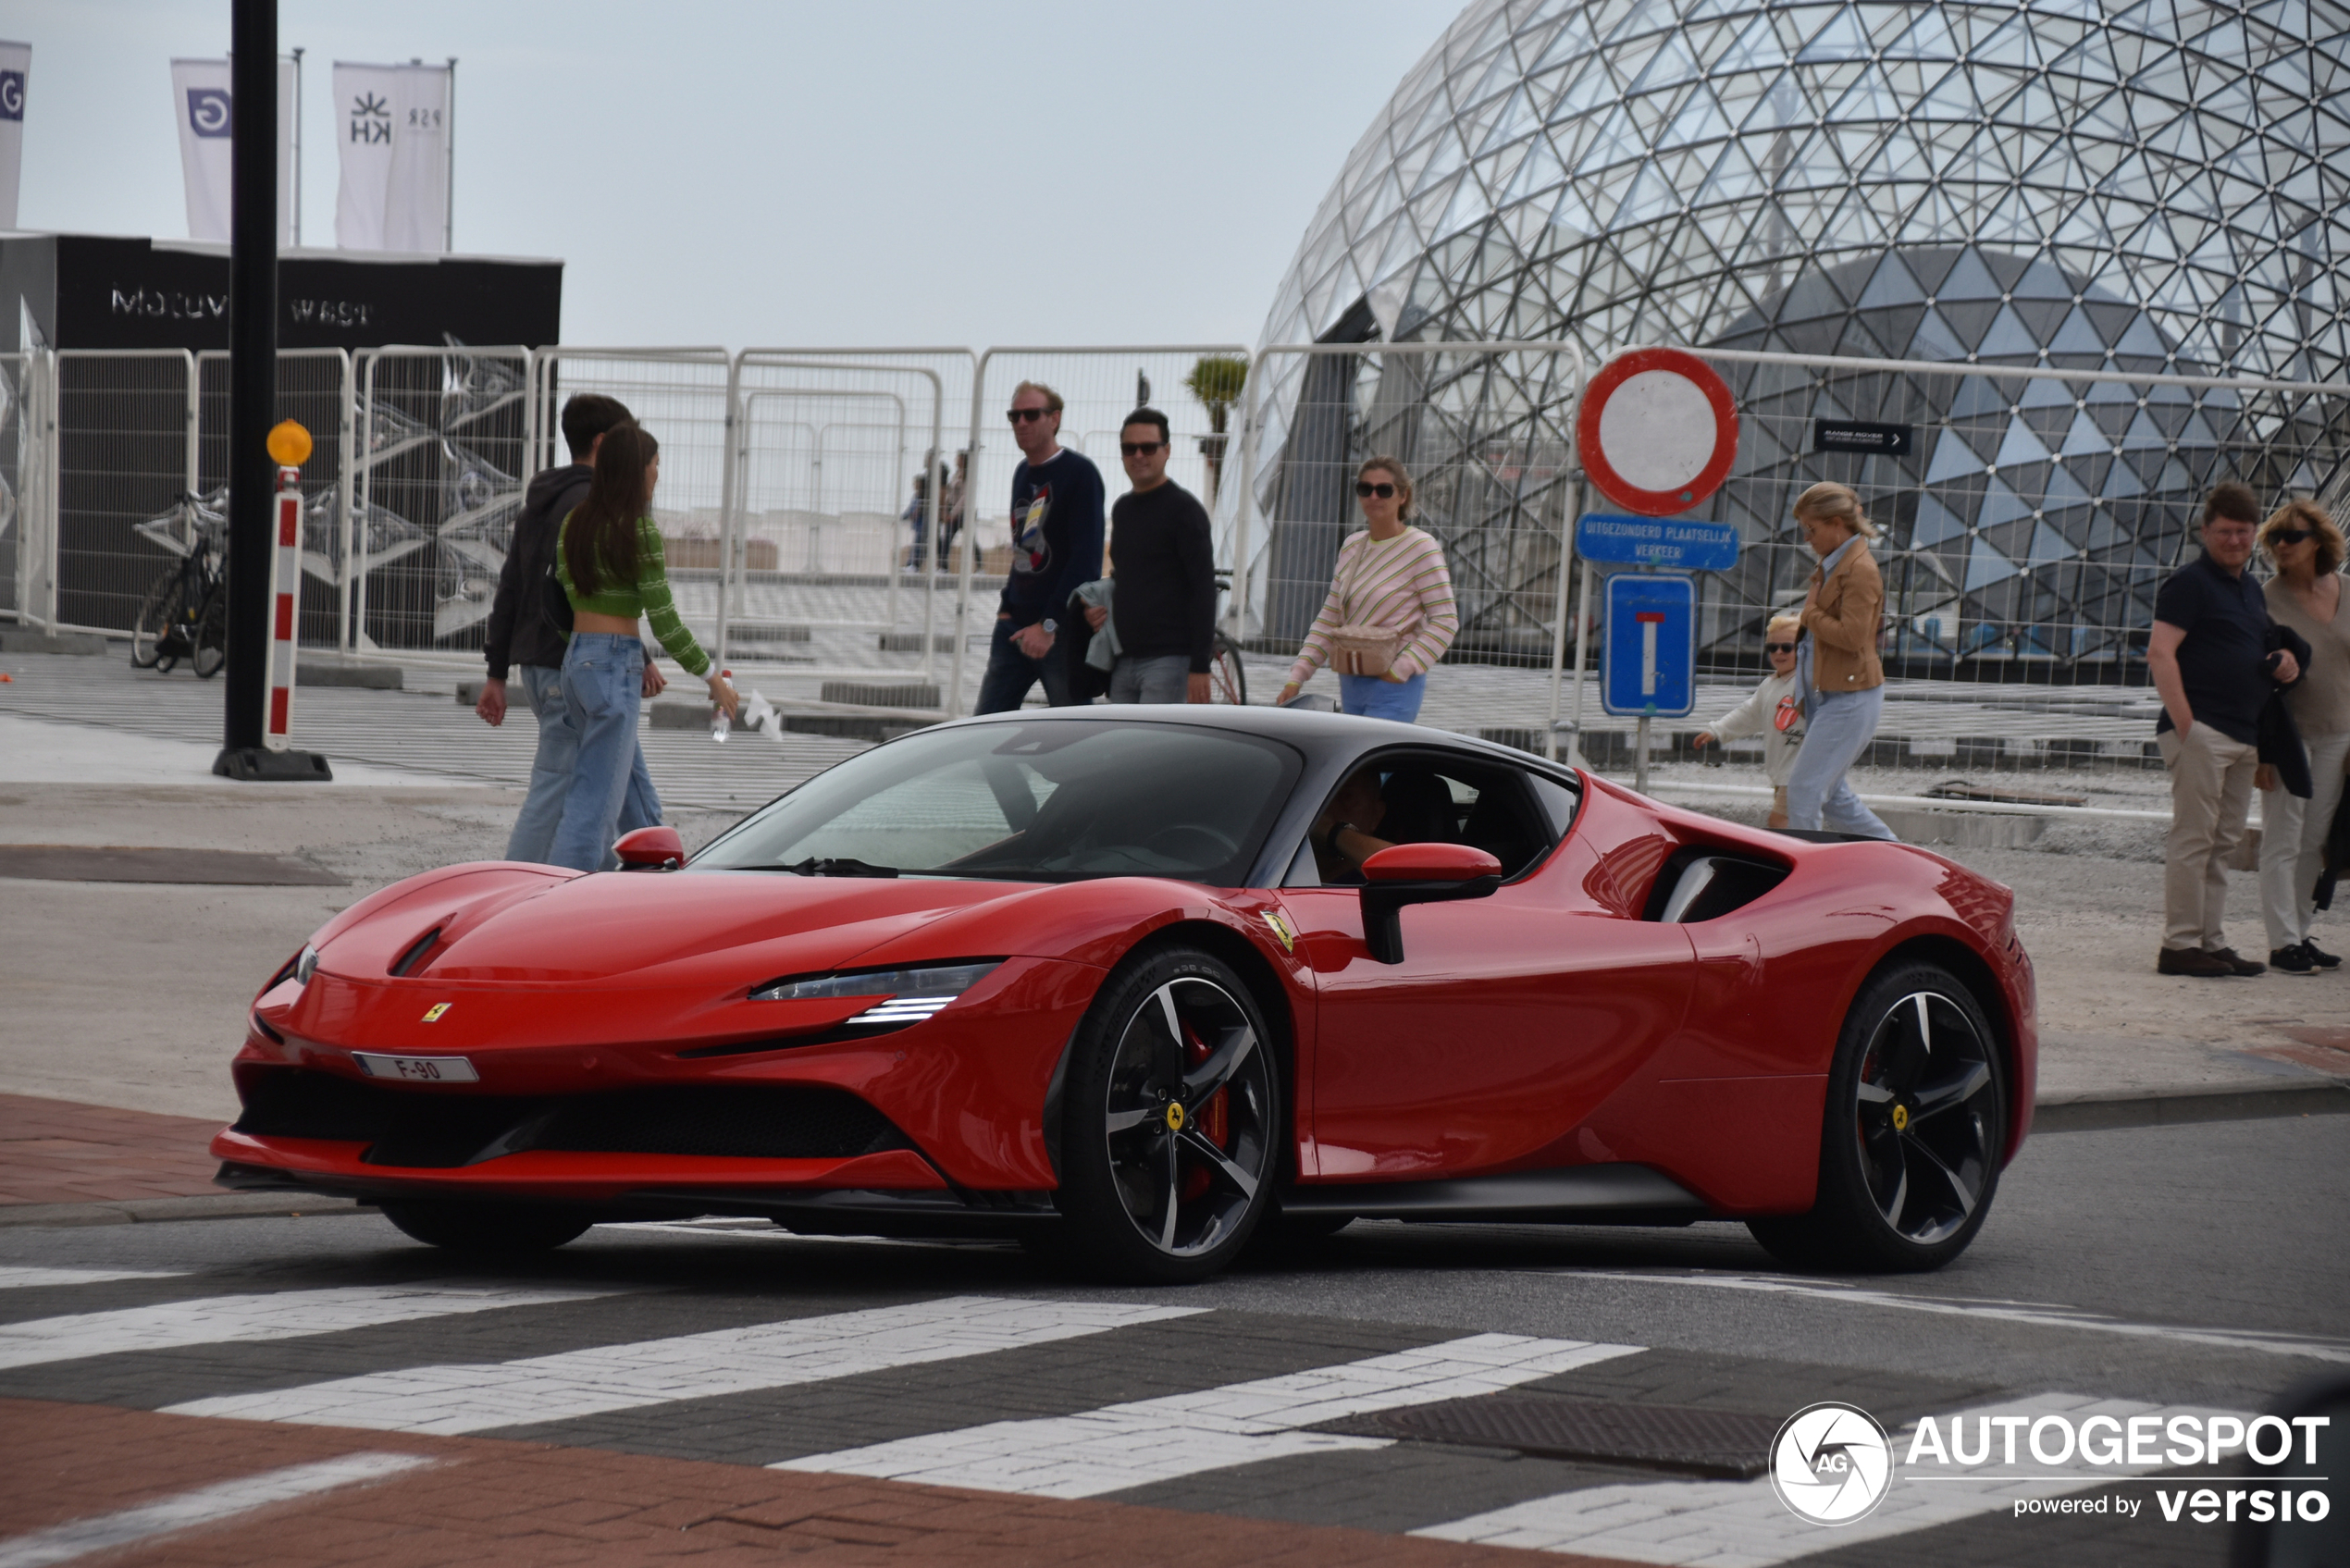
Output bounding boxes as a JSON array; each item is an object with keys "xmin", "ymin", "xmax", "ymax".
[
  {"xmin": 2209, "ymin": 947, "xmax": 2268, "ymax": 977},
  {"xmin": 2301, "ymin": 940, "xmax": 2342, "ymax": 969},
  {"xmin": 2158, "ymin": 946, "xmax": 2236, "ymax": 977},
  {"xmin": 2270, "ymin": 945, "xmax": 2315, "ymax": 975}
]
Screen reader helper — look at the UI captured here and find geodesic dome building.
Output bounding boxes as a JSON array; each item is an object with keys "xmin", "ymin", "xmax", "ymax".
[{"xmin": 1245, "ymin": 0, "xmax": 2350, "ymax": 673}]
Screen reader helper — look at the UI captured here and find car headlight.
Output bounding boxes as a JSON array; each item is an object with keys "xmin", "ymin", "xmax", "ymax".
[
  {"xmin": 750, "ymin": 961, "xmax": 1001, "ymax": 1026},
  {"xmin": 295, "ymin": 945, "xmax": 320, "ymax": 985}
]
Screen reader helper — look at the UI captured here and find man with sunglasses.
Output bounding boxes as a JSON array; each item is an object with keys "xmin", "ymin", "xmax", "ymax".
[
  {"xmin": 2147, "ymin": 481, "xmax": 2305, "ymax": 977},
  {"xmin": 1081, "ymin": 406, "xmax": 1215, "ymax": 703},
  {"xmin": 975, "ymin": 381, "xmax": 1105, "ymax": 714}
]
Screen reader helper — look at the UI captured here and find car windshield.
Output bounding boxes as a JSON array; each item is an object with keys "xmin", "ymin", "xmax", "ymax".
[{"xmin": 689, "ymin": 720, "xmax": 1303, "ymax": 886}]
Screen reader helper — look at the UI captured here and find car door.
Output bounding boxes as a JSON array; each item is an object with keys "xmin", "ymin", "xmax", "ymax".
[{"xmin": 1276, "ymin": 750, "xmax": 1696, "ymax": 1182}]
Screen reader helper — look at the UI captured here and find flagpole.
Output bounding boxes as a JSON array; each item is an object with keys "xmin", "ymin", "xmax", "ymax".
[
  {"xmin": 443, "ymin": 56, "xmax": 456, "ymax": 253},
  {"xmin": 289, "ymin": 45, "xmax": 302, "ymax": 246}
]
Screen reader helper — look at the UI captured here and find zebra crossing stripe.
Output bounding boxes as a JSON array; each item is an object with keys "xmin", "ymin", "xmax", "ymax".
[
  {"xmin": 1413, "ymin": 1391, "xmax": 2248, "ymax": 1565},
  {"xmin": 0, "ymin": 1267, "xmax": 186, "ymax": 1291},
  {"xmin": 0, "ymin": 1452, "xmax": 433, "ymax": 1568},
  {"xmin": 0, "ymin": 1283, "xmax": 618, "ymax": 1371},
  {"xmin": 162, "ymin": 1296, "xmax": 1200, "ymax": 1435},
  {"xmin": 775, "ymin": 1331, "xmax": 1643, "ymax": 1499}
]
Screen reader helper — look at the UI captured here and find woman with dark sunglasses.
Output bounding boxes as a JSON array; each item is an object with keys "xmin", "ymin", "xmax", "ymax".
[
  {"xmin": 1692, "ymin": 613, "xmax": 1805, "ymax": 828},
  {"xmin": 1274, "ymin": 456, "xmax": 1458, "ymax": 722},
  {"xmin": 2254, "ymin": 500, "xmax": 2349, "ymax": 973}
]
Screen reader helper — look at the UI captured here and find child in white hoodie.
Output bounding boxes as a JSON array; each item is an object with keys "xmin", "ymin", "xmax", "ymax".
[{"xmin": 1692, "ymin": 614, "xmax": 1805, "ymax": 829}]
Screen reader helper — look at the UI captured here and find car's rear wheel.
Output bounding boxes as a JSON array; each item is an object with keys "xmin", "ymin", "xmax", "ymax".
[
  {"xmin": 380, "ymin": 1199, "xmax": 594, "ymax": 1254},
  {"xmin": 1748, "ymin": 962, "xmax": 2006, "ymax": 1272},
  {"xmin": 1055, "ymin": 945, "xmax": 1280, "ymax": 1283}
]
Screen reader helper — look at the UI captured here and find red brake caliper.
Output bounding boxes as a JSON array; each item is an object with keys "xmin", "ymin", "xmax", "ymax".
[{"xmin": 1181, "ymin": 1022, "xmax": 1226, "ymax": 1202}]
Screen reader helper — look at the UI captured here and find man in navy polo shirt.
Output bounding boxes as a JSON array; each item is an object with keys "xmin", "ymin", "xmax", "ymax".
[{"xmin": 2147, "ymin": 482, "xmax": 2303, "ymax": 976}]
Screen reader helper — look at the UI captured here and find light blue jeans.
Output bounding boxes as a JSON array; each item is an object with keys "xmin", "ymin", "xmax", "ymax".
[
  {"xmin": 1339, "ymin": 671, "xmax": 1427, "ymax": 722},
  {"xmin": 507, "ymin": 664, "xmax": 659, "ymax": 866},
  {"xmin": 1787, "ymin": 686, "xmax": 1895, "ymax": 838},
  {"xmin": 548, "ymin": 635, "xmax": 663, "ymax": 872}
]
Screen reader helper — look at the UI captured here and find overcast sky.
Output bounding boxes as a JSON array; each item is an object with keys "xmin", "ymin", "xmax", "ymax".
[{"xmin": 12, "ymin": 0, "xmax": 1465, "ymax": 346}]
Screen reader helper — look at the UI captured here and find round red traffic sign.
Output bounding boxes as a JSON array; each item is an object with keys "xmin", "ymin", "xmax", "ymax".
[{"xmin": 1576, "ymin": 347, "xmax": 1738, "ymax": 517}]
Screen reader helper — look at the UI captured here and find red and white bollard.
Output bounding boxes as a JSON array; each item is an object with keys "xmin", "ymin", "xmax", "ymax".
[{"xmin": 266, "ymin": 463, "xmax": 303, "ymax": 751}]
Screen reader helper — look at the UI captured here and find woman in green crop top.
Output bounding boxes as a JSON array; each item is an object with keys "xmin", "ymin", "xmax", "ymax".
[{"xmin": 546, "ymin": 421, "xmax": 737, "ymax": 871}]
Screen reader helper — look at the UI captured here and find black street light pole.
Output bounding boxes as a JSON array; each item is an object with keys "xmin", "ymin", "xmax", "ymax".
[{"xmin": 216, "ymin": 0, "xmax": 326, "ymax": 781}]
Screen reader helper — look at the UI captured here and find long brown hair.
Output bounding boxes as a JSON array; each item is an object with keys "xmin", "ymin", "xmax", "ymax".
[{"xmin": 564, "ymin": 421, "xmax": 658, "ymax": 597}]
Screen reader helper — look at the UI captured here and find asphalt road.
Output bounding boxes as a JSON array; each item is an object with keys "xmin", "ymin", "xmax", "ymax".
[{"xmin": 4, "ymin": 1114, "xmax": 2342, "ymax": 1566}]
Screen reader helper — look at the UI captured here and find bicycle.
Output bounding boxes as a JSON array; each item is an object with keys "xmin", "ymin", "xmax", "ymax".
[
  {"xmin": 1207, "ymin": 569, "xmax": 1248, "ymax": 705},
  {"xmin": 130, "ymin": 489, "xmax": 230, "ymax": 677}
]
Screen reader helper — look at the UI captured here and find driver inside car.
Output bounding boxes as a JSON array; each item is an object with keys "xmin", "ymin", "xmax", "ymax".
[{"xmin": 1310, "ymin": 767, "xmax": 1398, "ymax": 883}]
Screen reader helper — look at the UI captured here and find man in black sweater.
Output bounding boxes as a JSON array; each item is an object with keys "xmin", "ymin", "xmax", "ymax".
[
  {"xmin": 1088, "ymin": 407, "xmax": 1215, "ymax": 703},
  {"xmin": 476, "ymin": 392, "xmax": 660, "ymax": 862}
]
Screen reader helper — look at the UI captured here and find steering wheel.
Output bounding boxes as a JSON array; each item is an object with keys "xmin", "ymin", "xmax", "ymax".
[{"xmin": 1143, "ymin": 823, "xmax": 1239, "ymax": 864}]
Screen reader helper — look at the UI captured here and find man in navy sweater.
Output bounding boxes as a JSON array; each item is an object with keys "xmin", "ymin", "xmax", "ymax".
[
  {"xmin": 975, "ymin": 380, "xmax": 1104, "ymax": 713},
  {"xmin": 1086, "ymin": 406, "xmax": 1215, "ymax": 703}
]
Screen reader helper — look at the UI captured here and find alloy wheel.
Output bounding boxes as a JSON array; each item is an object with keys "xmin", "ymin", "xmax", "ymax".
[
  {"xmin": 1099, "ymin": 975, "xmax": 1273, "ymax": 1257},
  {"xmin": 1852, "ymin": 990, "xmax": 1998, "ymax": 1246}
]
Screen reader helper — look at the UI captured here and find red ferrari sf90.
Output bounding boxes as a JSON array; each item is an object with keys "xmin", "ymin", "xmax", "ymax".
[{"xmin": 216, "ymin": 707, "xmax": 2035, "ymax": 1282}]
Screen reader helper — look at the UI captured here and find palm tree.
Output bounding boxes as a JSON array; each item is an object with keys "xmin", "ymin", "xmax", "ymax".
[{"xmin": 1183, "ymin": 354, "xmax": 1248, "ymax": 509}]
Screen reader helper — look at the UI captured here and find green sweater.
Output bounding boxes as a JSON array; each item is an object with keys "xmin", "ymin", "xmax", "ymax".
[{"xmin": 556, "ymin": 512, "xmax": 711, "ymax": 677}]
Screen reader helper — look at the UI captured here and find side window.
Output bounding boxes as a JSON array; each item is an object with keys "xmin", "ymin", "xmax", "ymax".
[
  {"xmin": 1296, "ymin": 754, "xmax": 1561, "ymax": 885},
  {"xmin": 1525, "ymin": 772, "xmax": 1579, "ymax": 838}
]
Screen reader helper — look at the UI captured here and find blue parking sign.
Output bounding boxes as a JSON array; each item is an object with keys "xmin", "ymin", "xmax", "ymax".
[{"xmin": 1602, "ymin": 574, "xmax": 1697, "ymax": 718}]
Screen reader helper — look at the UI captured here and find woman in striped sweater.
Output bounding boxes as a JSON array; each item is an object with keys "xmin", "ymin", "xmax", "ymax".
[{"xmin": 1274, "ymin": 456, "xmax": 1459, "ymax": 722}]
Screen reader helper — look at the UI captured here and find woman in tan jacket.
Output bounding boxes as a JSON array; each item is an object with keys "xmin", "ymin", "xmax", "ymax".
[{"xmin": 1786, "ymin": 482, "xmax": 1895, "ymax": 838}]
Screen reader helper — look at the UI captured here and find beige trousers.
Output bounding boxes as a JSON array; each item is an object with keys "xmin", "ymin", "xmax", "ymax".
[{"xmin": 2158, "ymin": 723, "xmax": 2258, "ymax": 952}]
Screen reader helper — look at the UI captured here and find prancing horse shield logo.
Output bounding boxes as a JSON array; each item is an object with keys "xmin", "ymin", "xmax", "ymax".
[{"xmin": 421, "ymin": 1003, "xmax": 451, "ymax": 1022}]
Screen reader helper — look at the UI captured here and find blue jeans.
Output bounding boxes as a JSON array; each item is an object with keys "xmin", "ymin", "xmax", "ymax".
[
  {"xmin": 1109, "ymin": 654, "xmax": 1192, "ymax": 703},
  {"xmin": 548, "ymin": 635, "xmax": 663, "ymax": 872},
  {"xmin": 507, "ymin": 664, "xmax": 659, "ymax": 866},
  {"xmin": 1339, "ymin": 671, "xmax": 1426, "ymax": 722},
  {"xmin": 975, "ymin": 618, "xmax": 1074, "ymax": 714},
  {"xmin": 1787, "ymin": 686, "xmax": 1894, "ymax": 838}
]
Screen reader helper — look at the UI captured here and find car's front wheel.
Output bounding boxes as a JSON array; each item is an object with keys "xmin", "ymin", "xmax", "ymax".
[
  {"xmin": 380, "ymin": 1199, "xmax": 594, "ymax": 1254},
  {"xmin": 1748, "ymin": 962, "xmax": 2007, "ymax": 1272},
  {"xmin": 1055, "ymin": 945, "xmax": 1280, "ymax": 1283}
]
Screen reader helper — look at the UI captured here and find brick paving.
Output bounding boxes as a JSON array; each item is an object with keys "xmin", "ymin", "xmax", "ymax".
[
  {"xmin": 0, "ymin": 1093, "xmax": 225, "ymax": 1207},
  {"xmin": 0, "ymin": 1398, "xmax": 1632, "ymax": 1568}
]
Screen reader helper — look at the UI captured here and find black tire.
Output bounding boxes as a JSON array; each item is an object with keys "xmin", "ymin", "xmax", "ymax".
[
  {"xmin": 1054, "ymin": 945, "xmax": 1281, "ymax": 1283},
  {"xmin": 379, "ymin": 1199, "xmax": 594, "ymax": 1254},
  {"xmin": 192, "ymin": 586, "xmax": 228, "ymax": 678},
  {"xmin": 130, "ymin": 571, "xmax": 181, "ymax": 669},
  {"xmin": 1208, "ymin": 632, "xmax": 1248, "ymax": 705},
  {"xmin": 1749, "ymin": 962, "xmax": 2006, "ymax": 1272}
]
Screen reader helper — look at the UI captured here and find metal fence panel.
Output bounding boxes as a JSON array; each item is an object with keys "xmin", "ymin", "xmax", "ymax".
[
  {"xmin": 197, "ymin": 348, "xmax": 352, "ymax": 648},
  {"xmin": 352, "ymin": 341, "xmax": 532, "ymax": 655},
  {"xmin": 0, "ymin": 351, "xmax": 33, "ymax": 624},
  {"xmin": 41, "ymin": 351, "xmax": 196, "ymax": 637},
  {"xmin": 720, "ymin": 349, "xmax": 976, "ymax": 692}
]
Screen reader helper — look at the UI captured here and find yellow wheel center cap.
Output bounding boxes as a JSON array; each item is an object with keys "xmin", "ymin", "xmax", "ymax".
[
  {"xmin": 1166, "ymin": 1103, "xmax": 1186, "ymax": 1131},
  {"xmin": 1891, "ymin": 1104, "xmax": 1910, "ymax": 1132}
]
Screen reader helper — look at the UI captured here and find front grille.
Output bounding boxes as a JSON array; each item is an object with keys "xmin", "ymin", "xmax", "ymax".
[
  {"xmin": 533, "ymin": 1087, "xmax": 906, "ymax": 1160},
  {"xmin": 232, "ymin": 1068, "xmax": 909, "ymax": 1168}
]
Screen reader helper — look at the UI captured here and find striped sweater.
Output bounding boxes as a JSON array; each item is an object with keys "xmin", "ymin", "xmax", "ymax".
[{"xmin": 1287, "ymin": 525, "xmax": 1460, "ymax": 685}]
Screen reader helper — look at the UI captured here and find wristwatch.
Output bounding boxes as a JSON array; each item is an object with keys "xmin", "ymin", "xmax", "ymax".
[
  {"xmin": 1323, "ymin": 821, "xmax": 1354, "ymax": 859},
  {"xmin": 1039, "ymin": 618, "xmax": 1058, "ymax": 636}
]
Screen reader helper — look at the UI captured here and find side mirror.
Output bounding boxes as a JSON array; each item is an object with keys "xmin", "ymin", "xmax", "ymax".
[
  {"xmin": 1358, "ymin": 843, "xmax": 1503, "ymax": 964},
  {"xmin": 612, "ymin": 825, "xmax": 686, "ymax": 870}
]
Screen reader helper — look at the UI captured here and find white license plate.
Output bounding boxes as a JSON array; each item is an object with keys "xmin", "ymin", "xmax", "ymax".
[{"xmin": 353, "ymin": 1053, "xmax": 480, "ymax": 1084}]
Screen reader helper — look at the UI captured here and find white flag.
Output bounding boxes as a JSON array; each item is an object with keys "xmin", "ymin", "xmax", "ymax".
[
  {"xmin": 169, "ymin": 57, "xmax": 297, "ymax": 245},
  {"xmin": 0, "ymin": 43, "xmax": 27, "ymax": 231},
  {"xmin": 333, "ymin": 62, "xmax": 449, "ymax": 253}
]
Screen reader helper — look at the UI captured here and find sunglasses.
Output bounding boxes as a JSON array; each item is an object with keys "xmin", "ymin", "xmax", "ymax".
[
  {"xmin": 1764, "ymin": 641, "xmax": 1798, "ymax": 654},
  {"xmin": 1354, "ymin": 481, "xmax": 1397, "ymax": 499},
  {"xmin": 1119, "ymin": 440, "xmax": 1165, "ymax": 456},
  {"xmin": 1007, "ymin": 407, "xmax": 1053, "ymax": 424},
  {"xmin": 2270, "ymin": 527, "xmax": 2313, "ymax": 547}
]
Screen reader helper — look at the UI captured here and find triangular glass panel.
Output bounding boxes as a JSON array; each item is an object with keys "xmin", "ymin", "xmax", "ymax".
[
  {"xmin": 2059, "ymin": 410, "xmax": 2110, "ymax": 456},
  {"xmin": 1936, "ymin": 248, "xmax": 2004, "ymax": 301},
  {"xmin": 1966, "ymin": 536, "xmax": 2022, "ymax": 589},
  {"xmin": 1913, "ymin": 492, "xmax": 1969, "ymax": 547},
  {"xmin": 2026, "ymin": 519, "xmax": 2077, "ymax": 567},
  {"xmin": 1798, "ymin": 6, "xmax": 1873, "ymax": 62},
  {"xmin": 1996, "ymin": 419, "xmax": 2056, "ymax": 468}
]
